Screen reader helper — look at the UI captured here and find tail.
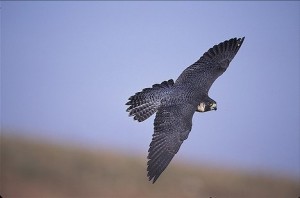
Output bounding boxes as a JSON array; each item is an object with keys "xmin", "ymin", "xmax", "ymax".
[{"xmin": 126, "ymin": 79, "xmax": 174, "ymax": 122}]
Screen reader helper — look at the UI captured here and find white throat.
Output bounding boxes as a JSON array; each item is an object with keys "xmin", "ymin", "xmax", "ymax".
[{"xmin": 197, "ymin": 102, "xmax": 206, "ymax": 112}]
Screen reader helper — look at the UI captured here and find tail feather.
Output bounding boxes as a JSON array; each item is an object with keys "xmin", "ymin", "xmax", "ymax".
[{"xmin": 126, "ymin": 79, "xmax": 174, "ymax": 122}]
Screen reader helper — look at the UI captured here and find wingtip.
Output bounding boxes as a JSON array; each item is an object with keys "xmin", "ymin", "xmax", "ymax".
[
  {"xmin": 152, "ymin": 177, "xmax": 157, "ymax": 184},
  {"xmin": 237, "ymin": 37, "xmax": 245, "ymax": 45},
  {"xmin": 147, "ymin": 173, "xmax": 158, "ymax": 184}
]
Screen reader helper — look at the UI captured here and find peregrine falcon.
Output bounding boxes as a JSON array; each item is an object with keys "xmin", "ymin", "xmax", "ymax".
[{"xmin": 126, "ymin": 37, "xmax": 245, "ymax": 183}]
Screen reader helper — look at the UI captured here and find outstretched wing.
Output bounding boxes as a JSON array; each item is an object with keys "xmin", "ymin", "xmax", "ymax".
[
  {"xmin": 175, "ymin": 37, "xmax": 245, "ymax": 94},
  {"xmin": 147, "ymin": 104, "xmax": 195, "ymax": 183}
]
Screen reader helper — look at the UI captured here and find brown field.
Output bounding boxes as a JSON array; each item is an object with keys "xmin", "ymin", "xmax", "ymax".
[{"xmin": 1, "ymin": 133, "xmax": 299, "ymax": 198}]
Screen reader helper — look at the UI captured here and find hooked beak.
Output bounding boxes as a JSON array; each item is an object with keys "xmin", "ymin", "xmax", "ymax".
[{"xmin": 211, "ymin": 103, "xmax": 217, "ymax": 111}]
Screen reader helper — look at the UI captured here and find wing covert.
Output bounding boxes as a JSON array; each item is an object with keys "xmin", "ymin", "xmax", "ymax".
[{"xmin": 175, "ymin": 37, "xmax": 245, "ymax": 93}]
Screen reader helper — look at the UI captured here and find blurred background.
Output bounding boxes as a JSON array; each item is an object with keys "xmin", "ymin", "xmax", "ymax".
[{"xmin": 1, "ymin": 1, "xmax": 300, "ymax": 197}]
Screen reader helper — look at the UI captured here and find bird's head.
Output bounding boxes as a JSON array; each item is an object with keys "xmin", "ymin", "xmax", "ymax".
[{"xmin": 196, "ymin": 98, "xmax": 217, "ymax": 112}]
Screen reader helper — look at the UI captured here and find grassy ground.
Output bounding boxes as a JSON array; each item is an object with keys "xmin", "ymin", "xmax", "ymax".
[{"xmin": 1, "ymin": 133, "xmax": 299, "ymax": 198}]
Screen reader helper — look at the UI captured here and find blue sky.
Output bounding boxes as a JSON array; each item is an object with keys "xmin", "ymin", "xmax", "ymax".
[{"xmin": 1, "ymin": 1, "xmax": 300, "ymax": 178}]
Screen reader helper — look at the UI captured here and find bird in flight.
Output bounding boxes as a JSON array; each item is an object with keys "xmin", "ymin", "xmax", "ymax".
[{"xmin": 126, "ymin": 37, "xmax": 245, "ymax": 183}]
